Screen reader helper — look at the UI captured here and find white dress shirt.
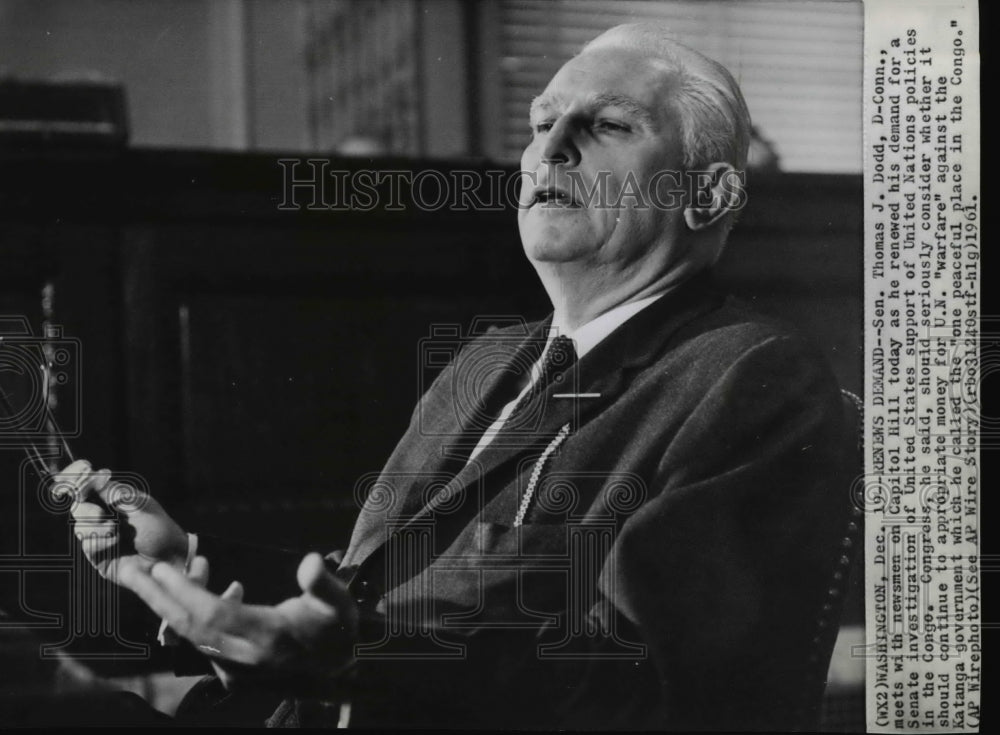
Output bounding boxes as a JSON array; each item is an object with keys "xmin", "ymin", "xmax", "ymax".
[{"xmin": 466, "ymin": 290, "xmax": 669, "ymax": 464}]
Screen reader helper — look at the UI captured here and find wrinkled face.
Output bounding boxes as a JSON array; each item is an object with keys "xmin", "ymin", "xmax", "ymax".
[{"xmin": 518, "ymin": 46, "xmax": 688, "ymax": 271}]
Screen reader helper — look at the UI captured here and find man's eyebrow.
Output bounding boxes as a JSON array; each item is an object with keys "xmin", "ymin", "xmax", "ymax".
[
  {"xmin": 529, "ymin": 92, "xmax": 655, "ymax": 127},
  {"xmin": 590, "ymin": 93, "xmax": 655, "ymax": 126},
  {"xmin": 529, "ymin": 94, "xmax": 561, "ymax": 119}
]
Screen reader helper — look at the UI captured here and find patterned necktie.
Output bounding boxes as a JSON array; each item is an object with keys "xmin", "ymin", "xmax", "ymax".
[{"xmin": 507, "ymin": 334, "xmax": 578, "ymax": 420}]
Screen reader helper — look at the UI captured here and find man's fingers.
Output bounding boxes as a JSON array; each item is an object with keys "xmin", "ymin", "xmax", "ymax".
[
  {"xmin": 70, "ymin": 499, "xmax": 113, "ymax": 524},
  {"xmin": 51, "ymin": 460, "xmax": 108, "ymax": 501},
  {"xmin": 70, "ymin": 499, "xmax": 119, "ymax": 563},
  {"xmin": 204, "ymin": 632, "xmax": 261, "ymax": 668},
  {"xmin": 68, "ymin": 504, "xmax": 120, "ymax": 577},
  {"xmin": 221, "ymin": 581, "xmax": 244, "ymax": 603},
  {"xmin": 95, "ymin": 476, "xmax": 146, "ymax": 516},
  {"xmin": 122, "ymin": 563, "xmax": 262, "ymax": 665},
  {"xmin": 120, "ymin": 566, "xmax": 201, "ymax": 638},
  {"xmin": 296, "ymin": 552, "xmax": 327, "ymax": 595},
  {"xmin": 75, "ymin": 520, "xmax": 118, "ymax": 543},
  {"xmin": 150, "ymin": 561, "xmax": 224, "ymax": 615},
  {"xmin": 188, "ymin": 556, "xmax": 210, "ymax": 588},
  {"xmin": 51, "ymin": 459, "xmax": 91, "ymax": 494},
  {"xmin": 296, "ymin": 553, "xmax": 352, "ymax": 611},
  {"xmin": 52, "ymin": 462, "xmax": 149, "ymax": 519},
  {"xmin": 77, "ymin": 521, "xmax": 120, "ymax": 562}
]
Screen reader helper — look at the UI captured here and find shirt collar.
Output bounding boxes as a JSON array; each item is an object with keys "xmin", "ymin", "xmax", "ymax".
[{"xmin": 547, "ymin": 288, "xmax": 672, "ymax": 360}]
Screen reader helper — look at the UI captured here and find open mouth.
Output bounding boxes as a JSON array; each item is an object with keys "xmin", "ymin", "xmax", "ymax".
[{"xmin": 531, "ymin": 187, "xmax": 581, "ymax": 208}]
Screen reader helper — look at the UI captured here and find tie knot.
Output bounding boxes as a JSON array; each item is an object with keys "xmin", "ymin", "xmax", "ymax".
[
  {"xmin": 539, "ymin": 335, "xmax": 577, "ymax": 388},
  {"xmin": 543, "ymin": 335, "xmax": 577, "ymax": 376}
]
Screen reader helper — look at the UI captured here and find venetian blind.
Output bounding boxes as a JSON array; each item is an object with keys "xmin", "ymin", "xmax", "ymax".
[{"xmin": 497, "ymin": 0, "xmax": 862, "ymax": 173}]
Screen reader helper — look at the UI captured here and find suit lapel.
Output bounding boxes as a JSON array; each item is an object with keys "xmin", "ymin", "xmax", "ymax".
[
  {"xmin": 430, "ymin": 350, "xmax": 619, "ymax": 515},
  {"xmin": 373, "ymin": 317, "xmax": 555, "ymax": 527},
  {"xmin": 351, "ymin": 274, "xmax": 724, "ymax": 570}
]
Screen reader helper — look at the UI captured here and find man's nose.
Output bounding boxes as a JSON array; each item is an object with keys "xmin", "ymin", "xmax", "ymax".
[{"xmin": 540, "ymin": 115, "xmax": 581, "ymax": 167}]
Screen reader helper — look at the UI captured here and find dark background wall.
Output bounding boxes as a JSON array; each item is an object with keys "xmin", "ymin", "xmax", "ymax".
[
  {"xmin": 0, "ymin": 148, "xmax": 861, "ymax": 553},
  {"xmin": 0, "ymin": 1, "xmax": 864, "ymax": 726}
]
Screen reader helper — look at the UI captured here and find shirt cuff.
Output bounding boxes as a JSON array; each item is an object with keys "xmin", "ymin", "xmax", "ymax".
[{"xmin": 156, "ymin": 533, "xmax": 199, "ymax": 646}]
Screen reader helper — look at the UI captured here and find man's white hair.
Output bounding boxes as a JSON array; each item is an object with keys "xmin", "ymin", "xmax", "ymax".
[{"xmin": 583, "ymin": 23, "xmax": 752, "ymax": 172}]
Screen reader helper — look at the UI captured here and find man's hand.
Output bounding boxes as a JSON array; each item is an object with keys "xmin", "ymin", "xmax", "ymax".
[
  {"xmin": 120, "ymin": 553, "xmax": 359, "ymax": 696},
  {"xmin": 54, "ymin": 459, "xmax": 189, "ymax": 585}
]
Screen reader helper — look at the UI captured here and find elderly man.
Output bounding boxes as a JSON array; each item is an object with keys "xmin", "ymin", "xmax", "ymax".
[{"xmin": 59, "ymin": 24, "xmax": 853, "ymax": 730}]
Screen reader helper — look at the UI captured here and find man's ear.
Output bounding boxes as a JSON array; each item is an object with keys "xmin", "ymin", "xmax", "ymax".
[{"xmin": 684, "ymin": 162, "xmax": 744, "ymax": 232}]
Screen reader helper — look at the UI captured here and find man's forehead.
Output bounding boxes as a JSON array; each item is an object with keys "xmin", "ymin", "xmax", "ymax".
[
  {"xmin": 529, "ymin": 91, "xmax": 658, "ymax": 125},
  {"xmin": 531, "ymin": 52, "xmax": 679, "ymax": 117}
]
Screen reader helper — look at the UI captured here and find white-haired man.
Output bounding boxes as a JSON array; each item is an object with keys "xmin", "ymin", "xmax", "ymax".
[{"xmin": 60, "ymin": 24, "xmax": 854, "ymax": 729}]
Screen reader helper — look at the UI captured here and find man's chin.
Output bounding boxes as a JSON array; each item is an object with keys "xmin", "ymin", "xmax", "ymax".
[
  {"xmin": 522, "ymin": 240, "xmax": 592, "ymax": 264},
  {"xmin": 520, "ymin": 227, "xmax": 596, "ymax": 264}
]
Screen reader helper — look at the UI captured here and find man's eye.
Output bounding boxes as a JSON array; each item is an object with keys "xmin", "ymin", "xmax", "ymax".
[{"xmin": 595, "ymin": 120, "xmax": 628, "ymax": 133}]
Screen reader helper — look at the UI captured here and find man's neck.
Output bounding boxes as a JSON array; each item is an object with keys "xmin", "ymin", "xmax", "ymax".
[{"xmin": 543, "ymin": 263, "xmax": 698, "ymax": 332}]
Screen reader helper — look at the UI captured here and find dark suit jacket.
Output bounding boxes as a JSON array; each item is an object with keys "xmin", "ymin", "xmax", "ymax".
[{"xmin": 197, "ymin": 275, "xmax": 854, "ymax": 730}]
